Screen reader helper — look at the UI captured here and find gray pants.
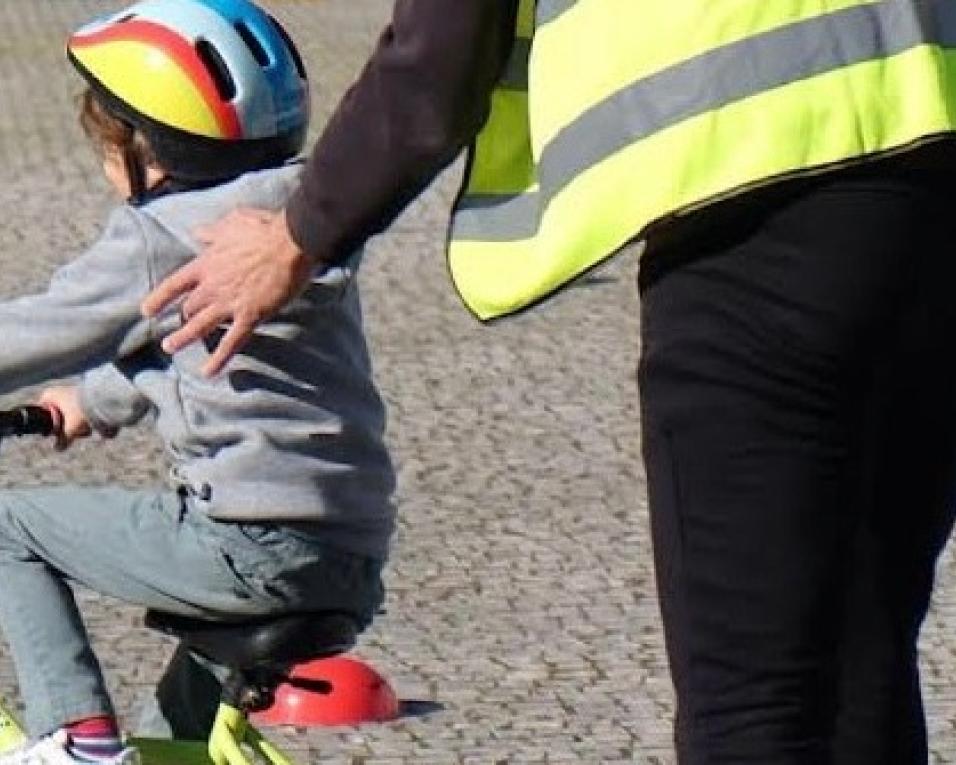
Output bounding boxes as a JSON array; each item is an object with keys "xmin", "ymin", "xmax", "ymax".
[{"xmin": 0, "ymin": 486, "xmax": 385, "ymax": 738}]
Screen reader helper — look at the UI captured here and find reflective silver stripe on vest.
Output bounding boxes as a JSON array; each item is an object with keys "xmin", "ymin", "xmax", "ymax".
[
  {"xmin": 541, "ymin": 1, "xmax": 956, "ymax": 201},
  {"xmin": 537, "ymin": 0, "xmax": 576, "ymax": 27},
  {"xmin": 454, "ymin": 0, "xmax": 956, "ymax": 242},
  {"xmin": 454, "ymin": 192, "xmax": 541, "ymax": 241}
]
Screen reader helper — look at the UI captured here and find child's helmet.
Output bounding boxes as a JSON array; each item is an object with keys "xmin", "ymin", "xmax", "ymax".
[{"xmin": 67, "ymin": 0, "xmax": 309, "ymax": 183}]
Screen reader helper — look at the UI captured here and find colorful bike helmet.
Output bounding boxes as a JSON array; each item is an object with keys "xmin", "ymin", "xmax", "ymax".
[{"xmin": 67, "ymin": 0, "xmax": 309, "ymax": 184}]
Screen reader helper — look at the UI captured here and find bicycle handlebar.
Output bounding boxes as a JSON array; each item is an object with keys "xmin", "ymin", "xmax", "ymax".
[{"xmin": 0, "ymin": 406, "xmax": 56, "ymax": 439}]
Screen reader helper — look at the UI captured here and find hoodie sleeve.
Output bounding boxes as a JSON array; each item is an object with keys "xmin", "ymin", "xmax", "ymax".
[
  {"xmin": 0, "ymin": 205, "xmax": 153, "ymax": 397},
  {"xmin": 79, "ymin": 362, "xmax": 153, "ymax": 433},
  {"xmin": 286, "ymin": 0, "xmax": 518, "ymax": 264}
]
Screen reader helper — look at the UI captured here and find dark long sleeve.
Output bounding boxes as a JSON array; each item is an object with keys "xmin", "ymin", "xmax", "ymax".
[{"xmin": 286, "ymin": 0, "xmax": 518, "ymax": 264}]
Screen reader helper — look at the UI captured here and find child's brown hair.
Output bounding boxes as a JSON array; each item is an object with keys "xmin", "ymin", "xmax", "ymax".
[{"xmin": 78, "ymin": 88, "xmax": 156, "ymax": 196}]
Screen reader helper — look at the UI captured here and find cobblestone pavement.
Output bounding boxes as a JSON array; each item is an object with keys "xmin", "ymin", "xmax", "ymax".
[{"xmin": 1, "ymin": 2, "xmax": 955, "ymax": 763}]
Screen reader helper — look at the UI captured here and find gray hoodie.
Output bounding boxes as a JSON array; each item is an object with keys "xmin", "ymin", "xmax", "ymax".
[{"xmin": 0, "ymin": 164, "xmax": 395, "ymax": 559}]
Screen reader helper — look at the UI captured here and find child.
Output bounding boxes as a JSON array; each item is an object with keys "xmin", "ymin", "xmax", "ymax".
[{"xmin": 0, "ymin": 1, "xmax": 395, "ymax": 763}]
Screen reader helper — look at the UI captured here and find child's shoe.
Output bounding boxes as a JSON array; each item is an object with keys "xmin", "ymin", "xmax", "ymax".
[{"xmin": 0, "ymin": 730, "xmax": 139, "ymax": 765}]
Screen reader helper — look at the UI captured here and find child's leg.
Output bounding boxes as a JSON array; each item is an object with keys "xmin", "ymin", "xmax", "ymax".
[
  {"xmin": 0, "ymin": 485, "xmax": 384, "ymax": 738},
  {"xmin": 140, "ymin": 522, "xmax": 386, "ymax": 739},
  {"xmin": 0, "ymin": 487, "xmax": 250, "ymax": 736}
]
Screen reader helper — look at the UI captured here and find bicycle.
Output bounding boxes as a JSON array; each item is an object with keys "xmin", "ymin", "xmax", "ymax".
[{"xmin": 0, "ymin": 405, "xmax": 390, "ymax": 765}]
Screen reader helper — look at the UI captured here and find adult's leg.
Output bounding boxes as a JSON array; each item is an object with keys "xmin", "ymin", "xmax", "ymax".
[
  {"xmin": 830, "ymin": 176, "xmax": 956, "ymax": 764},
  {"xmin": 638, "ymin": 170, "xmax": 952, "ymax": 762}
]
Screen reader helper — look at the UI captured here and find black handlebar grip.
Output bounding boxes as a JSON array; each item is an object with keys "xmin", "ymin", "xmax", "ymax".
[{"xmin": 0, "ymin": 406, "xmax": 56, "ymax": 438}]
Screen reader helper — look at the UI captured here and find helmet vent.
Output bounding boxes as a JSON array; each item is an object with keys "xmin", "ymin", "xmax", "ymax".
[
  {"xmin": 268, "ymin": 16, "xmax": 307, "ymax": 80},
  {"xmin": 195, "ymin": 39, "xmax": 236, "ymax": 101},
  {"xmin": 235, "ymin": 22, "xmax": 271, "ymax": 68},
  {"xmin": 115, "ymin": 13, "xmax": 136, "ymax": 23}
]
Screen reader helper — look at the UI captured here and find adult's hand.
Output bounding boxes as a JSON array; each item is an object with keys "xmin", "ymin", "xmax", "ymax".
[{"xmin": 141, "ymin": 208, "xmax": 315, "ymax": 377}]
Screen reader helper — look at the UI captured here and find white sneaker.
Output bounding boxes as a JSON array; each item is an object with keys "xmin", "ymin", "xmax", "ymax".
[{"xmin": 0, "ymin": 730, "xmax": 140, "ymax": 765}]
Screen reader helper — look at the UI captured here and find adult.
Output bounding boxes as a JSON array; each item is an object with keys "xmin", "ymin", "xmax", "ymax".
[{"xmin": 144, "ymin": 1, "xmax": 956, "ymax": 761}]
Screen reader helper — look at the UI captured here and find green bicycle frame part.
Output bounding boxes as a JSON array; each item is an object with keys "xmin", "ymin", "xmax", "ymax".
[
  {"xmin": 0, "ymin": 703, "xmax": 27, "ymax": 752},
  {"xmin": 135, "ymin": 704, "xmax": 298, "ymax": 765},
  {"xmin": 1, "ymin": 697, "xmax": 296, "ymax": 765},
  {"xmin": 205, "ymin": 703, "xmax": 295, "ymax": 765},
  {"xmin": 130, "ymin": 739, "xmax": 216, "ymax": 765}
]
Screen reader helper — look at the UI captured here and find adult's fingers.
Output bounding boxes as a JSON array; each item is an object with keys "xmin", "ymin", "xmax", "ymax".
[
  {"xmin": 202, "ymin": 319, "xmax": 255, "ymax": 378},
  {"xmin": 141, "ymin": 259, "xmax": 201, "ymax": 318},
  {"xmin": 160, "ymin": 303, "xmax": 228, "ymax": 355},
  {"xmin": 180, "ymin": 281, "xmax": 218, "ymax": 321}
]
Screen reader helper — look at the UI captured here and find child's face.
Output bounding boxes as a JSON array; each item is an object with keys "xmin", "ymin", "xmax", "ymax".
[
  {"xmin": 101, "ymin": 148, "xmax": 130, "ymax": 199},
  {"xmin": 101, "ymin": 146, "xmax": 166, "ymax": 199}
]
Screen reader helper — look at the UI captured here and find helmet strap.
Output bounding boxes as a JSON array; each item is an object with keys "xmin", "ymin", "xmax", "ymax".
[{"xmin": 123, "ymin": 144, "xmax": 147, "ymax": 203}]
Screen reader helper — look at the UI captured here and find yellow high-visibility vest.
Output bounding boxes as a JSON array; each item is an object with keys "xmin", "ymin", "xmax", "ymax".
[{"xmin": 448, "ymin": 0, "xmax": 956, "ymax": 320}]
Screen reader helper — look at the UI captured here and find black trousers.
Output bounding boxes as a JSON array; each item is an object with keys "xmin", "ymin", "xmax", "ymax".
[{"xmin": 638, "ymin": 152, "xmax": 956, "ymax": 764}]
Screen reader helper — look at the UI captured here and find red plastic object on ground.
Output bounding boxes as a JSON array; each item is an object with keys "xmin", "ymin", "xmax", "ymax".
[{"xmin": 252, "ymin": 656, "xmax": 399, "ymax": 727}]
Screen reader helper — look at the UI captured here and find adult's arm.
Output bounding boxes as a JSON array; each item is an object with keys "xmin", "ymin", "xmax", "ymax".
[
  {"xmin": 288, "ymin": 0, "xmax": 518, "ymax": 263},
  {"xmin": 143, "ymin": 0, "xmax": 518, "ymax": 376}
]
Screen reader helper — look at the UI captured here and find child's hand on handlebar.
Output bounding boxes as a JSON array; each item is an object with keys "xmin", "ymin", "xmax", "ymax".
[{"xmin": 37, "ymin": 386, "xmax": 91, "ymax": 451}]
